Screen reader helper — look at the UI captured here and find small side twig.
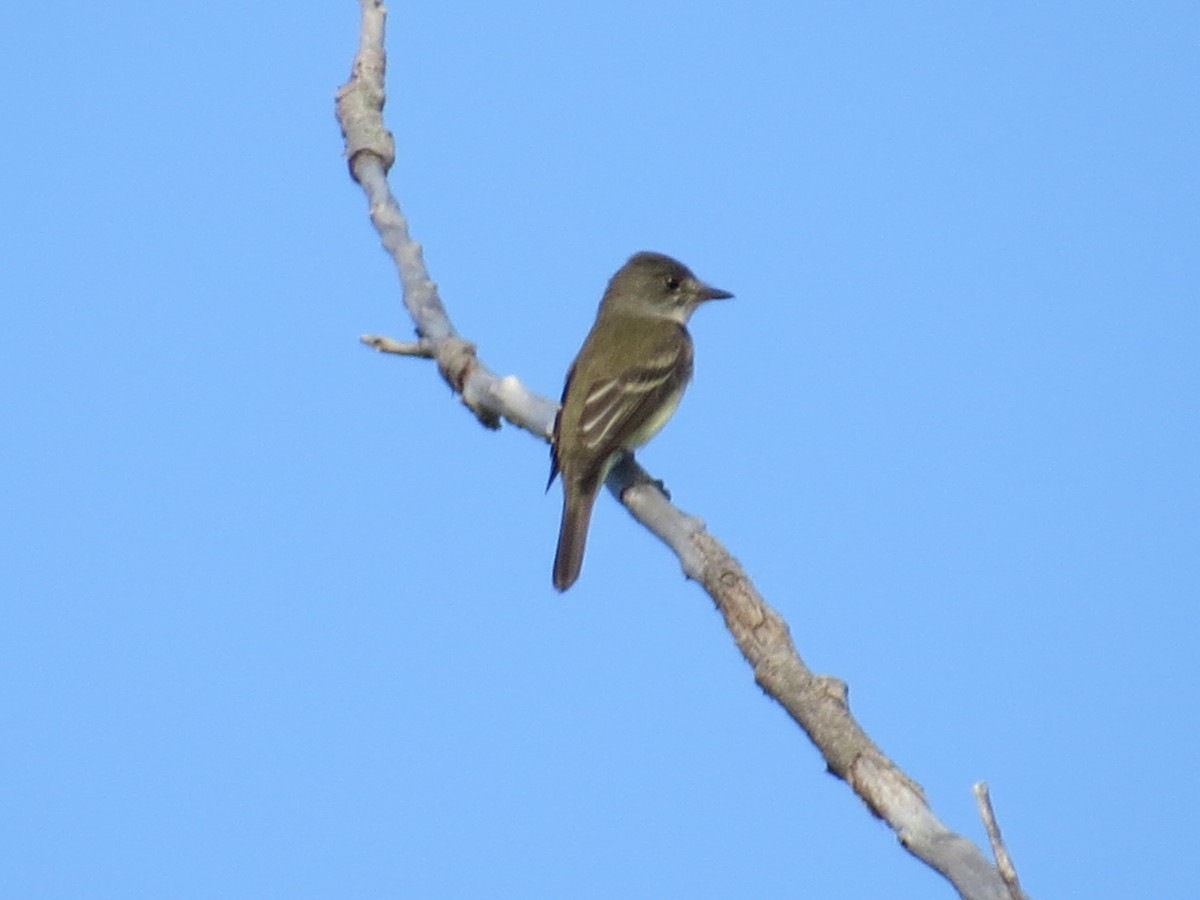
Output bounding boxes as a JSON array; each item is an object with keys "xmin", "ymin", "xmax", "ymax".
[
  {"xmin": 360, "ymin": 334, "xmax": 434, "ymax": 357},
  {"xmin": 974, "ymin": 782, "xmax": 1027, "ymax": 900}
]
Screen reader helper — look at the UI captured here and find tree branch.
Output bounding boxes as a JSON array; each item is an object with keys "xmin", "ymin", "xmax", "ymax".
[
  {"xmin": 334, "ymin": 4, "xmax": 1025, "ymax": 898},
  {"xmin": 974, "ymin": 782, "xmax": 1027, "ymax": 900}
]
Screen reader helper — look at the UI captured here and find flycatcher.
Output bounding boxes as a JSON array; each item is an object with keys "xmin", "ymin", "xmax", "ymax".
[{"xmin": 548, "ymin": 251, "xmax": 732, "ymax": 591}]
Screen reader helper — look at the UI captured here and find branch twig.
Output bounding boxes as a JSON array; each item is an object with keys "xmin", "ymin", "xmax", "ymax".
[
  {"xmin": 974, "ymin": 782, "xmax": 1028, "ymax": 900},
  {"xmin": 335, "ymin": 4, "xmax": 1022, "ymax": 898},
  {"xmin": 360, "ymin": 334, "xmax": 434, "ymax": 357}
]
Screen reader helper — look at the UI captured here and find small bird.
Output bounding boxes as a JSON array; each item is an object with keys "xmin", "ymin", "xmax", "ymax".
[{"xmin": 548, "ymin": 251, "xmax": 732, "ymax": 591}]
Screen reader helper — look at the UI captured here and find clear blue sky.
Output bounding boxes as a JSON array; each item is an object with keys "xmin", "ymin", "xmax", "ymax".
[{"xmin": 3, "ymin": 3, "xmax": 1196, "ymax": 898}]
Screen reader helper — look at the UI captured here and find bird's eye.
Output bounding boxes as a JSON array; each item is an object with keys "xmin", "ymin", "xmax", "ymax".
[{"xmin": 664, "ymin": 275, "xmax": 681, "ymax": 291}]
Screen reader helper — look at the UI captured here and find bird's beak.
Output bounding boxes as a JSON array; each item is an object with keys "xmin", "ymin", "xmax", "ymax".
[{"xmin": 697, "ymin": 283, "xmax": 733, "ymax": 302}]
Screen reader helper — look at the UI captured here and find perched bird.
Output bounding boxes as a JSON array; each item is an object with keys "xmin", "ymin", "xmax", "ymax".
[{"xmin": 548, "ymin": 251, "xmax": 732, "ymax": 591}]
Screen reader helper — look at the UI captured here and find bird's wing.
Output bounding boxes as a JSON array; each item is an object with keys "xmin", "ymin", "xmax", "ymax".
[{"xmin": 572, "ymin": 328, "xmax": 694, "ymax": 469}]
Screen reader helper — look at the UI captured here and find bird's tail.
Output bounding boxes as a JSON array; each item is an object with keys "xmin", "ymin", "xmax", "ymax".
[{"xmin": 553, "ymin": 481, "xmax": 599, "ymax": 592}]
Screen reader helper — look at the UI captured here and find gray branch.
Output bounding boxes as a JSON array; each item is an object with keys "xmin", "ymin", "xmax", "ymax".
[{"xmin": 334, "ymin": 4, "xmax": 1027, "ymax": 898}]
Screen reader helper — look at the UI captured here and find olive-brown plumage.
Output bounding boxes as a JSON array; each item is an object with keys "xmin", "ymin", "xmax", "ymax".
[{"xmin": 548, "ymin": 252, "xmax": 731, "ymax": 591}]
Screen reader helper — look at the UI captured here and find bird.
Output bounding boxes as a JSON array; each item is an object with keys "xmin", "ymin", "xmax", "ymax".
[{"xmin": 548, "ymin": 251, "xmax": 732, "ymax": 591}]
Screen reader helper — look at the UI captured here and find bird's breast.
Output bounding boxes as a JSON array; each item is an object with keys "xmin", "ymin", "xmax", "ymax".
[{"xmin": 623, "ymin": 385, "xmax": 685, "ymax": 450}]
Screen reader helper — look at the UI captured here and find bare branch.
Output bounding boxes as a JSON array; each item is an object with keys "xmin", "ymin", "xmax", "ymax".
[
  {"xmin": 360, "ymin": 334, "xmax": 434, "ymax": 357},
  {"xmin": 336, "ymin": 1, "xmax": 552, "ymax": 433},
  {"xmin": 974, "ymin": 782, "xmax": 1028, "ymax": 900},
  {"xmin": 334, "ymin": 4, "xmax": 1022, "ymax": 898}
]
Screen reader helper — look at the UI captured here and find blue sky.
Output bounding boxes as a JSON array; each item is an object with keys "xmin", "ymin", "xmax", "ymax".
[{"xmin": 2, "ymin": 3, "xmax": 1197, "ymax": 897}]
